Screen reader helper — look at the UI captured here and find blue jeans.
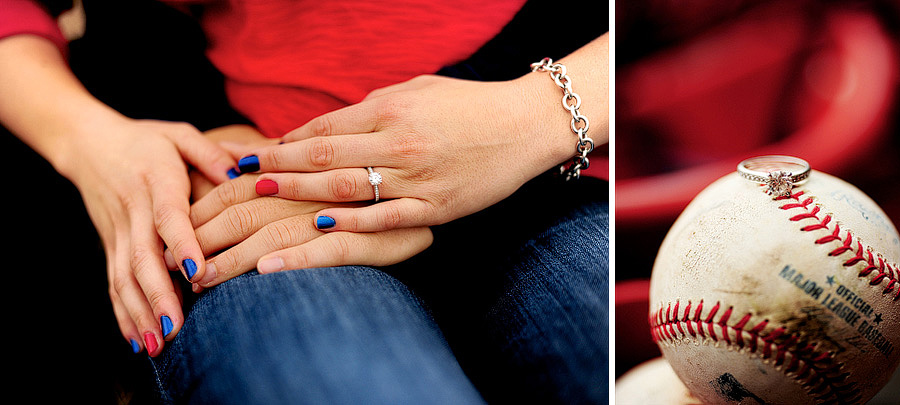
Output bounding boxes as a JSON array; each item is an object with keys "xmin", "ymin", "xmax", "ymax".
[{"xmin": 151, "ymin": 175, "xmax": 609, "ymax": 404}]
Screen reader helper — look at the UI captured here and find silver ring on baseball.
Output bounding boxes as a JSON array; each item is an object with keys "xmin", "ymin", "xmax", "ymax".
[
  {"xmin": 366, "ymin": 167, "xmax": 383, "ymax": 202},
  {"xmin": 737, "ymin": 155, "xmax": 810, "ymax": 197}
]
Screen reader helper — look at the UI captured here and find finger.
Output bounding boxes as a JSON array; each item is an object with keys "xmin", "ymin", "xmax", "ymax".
[
  {"xmin": 189, "ymin": 170, "xmax": 218, "ymax": 201},
  {"xmin": 189, "ymin": 174, "xmax": 260, "ymax": 227},
  {"xmin": 312, "ymin": 198, "xmax": 437, "ymax": 232},
  {"xmin": 149, "ymin": 173, "xmax": 204, "ymax": 282},
  {"xmin": 163, "ymin": 122, "xmax": 238, "ymax": 184},
  {"xmin": 237, "ymin": 133, "xmax": 389, "ymax": 174},
  {"xmin": 194, "ymin": 214, "xmax": 323, "ymax": 288},
  {"xmin": 110, "ymin": 292, "xmax": 143, "ymax": 354},
  {"xmin": 95, "ymin": 211, "xmax": 144, "ymax": 353},
  {"xmin": 110, "ymin": 227, "xmax": 164, "ymax": 357},
  {"xmin": 281, "ymin": 101, "xmax": 380, "ymax": 143},
  {"xmin": 128, "ymin": 207, "xmax": 184, "ymax": 346},
  {"xmin": 106, "ymin": 245, "xmax": 143, "ymax": 354},
  {"xmin": 254, "ymin": 168, "xmax": 396, "ymax": 202},
  {"xmin": 194, "ymin": 198, "xmax": 328, "ymax": 258},
  {"xmin": 256, "ymin": 227, "xmax": 433, "ymax": 273}
]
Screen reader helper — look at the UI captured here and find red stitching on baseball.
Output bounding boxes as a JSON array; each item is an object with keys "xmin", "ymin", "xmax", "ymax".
[
  {"xmin": 650, "ymin": 300, "xmax": 863, "ymax": 403},
  {"xmin": 776, "ymin": 189, "xmax": 900, "ymax": 300}
]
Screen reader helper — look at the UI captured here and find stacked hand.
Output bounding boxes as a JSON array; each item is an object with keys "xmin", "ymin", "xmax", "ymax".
[
  {"xmin": 233, "ymin": 74, "xmax": 576, "ymax": 238},
  {"xmin": 179, "ymin": 125, "xmax": 433, "ymax": 290},
  {"xmin": 59, "ymin": 117, "xmax": 238, "ymax": 356}
]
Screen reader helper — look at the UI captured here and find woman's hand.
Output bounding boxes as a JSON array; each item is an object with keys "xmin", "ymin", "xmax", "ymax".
[
  {"xmin": 182, "ymin": 174, "xmax": 434, "ymax": 290},
  {"xmin": 0, "ymin": 35, "xmax": 246, "ymax": 356},
  {"xmin": 231, "ymin": 35, "xmax": 608, "ymax": 233},
  {"xmin": 60, "ymin": 117, "xmax": 237, "ymax": 356},
  {"xmin": 235, "ymin": 74, "xmax": 573, "ymax": 232}
]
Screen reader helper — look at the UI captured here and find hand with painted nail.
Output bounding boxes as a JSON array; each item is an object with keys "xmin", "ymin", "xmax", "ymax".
[
  {"xmin": 236, "ymin": 35, "xmax": 609, "ymax": 234},
  {"xmin": 68, "ymin": 118, "xmax": 240, "ymax": 356},
  {"xmin": 0, "ymin": 35, "xmax": 242, "ymax": 356},
  {"xmin": 182, "ymin": 173, "xmax": 433, "ymax": 289}
]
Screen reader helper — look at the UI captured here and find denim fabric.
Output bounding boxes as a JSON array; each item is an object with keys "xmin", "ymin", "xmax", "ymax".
[
  {"xmin": 152, "ymin": 267, "xmax": 484, "ymax": 404},
  {"xmin": 485, "ymin": 200, "xmax": 609, "ymax": 403},
  {"xmin": 152, "ymin": 175, "xmax": 609, "ymax": 404}
]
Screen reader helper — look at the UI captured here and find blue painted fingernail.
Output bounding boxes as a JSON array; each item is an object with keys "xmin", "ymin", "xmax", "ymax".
[
  {"xmin": 130, "ymin": 339, "xmax": 141, "ymax": 354},
  {"xmin": 183, "ymin": 258, "xmax": 198, "ymax": 281},
  {"xmin": 227, "ymin": 167, "xmax": 241, "ymax": 179},
  {"xmin": 161, "ymin": 315, "xmax": 174, "ymax": 338},
  {"xmin": 238, "ymin": 155, "xmax": 260, "ymax": 173},
  {"xmin": 316, "ymin": 216, "xmax": 336, "ymax": 230}
]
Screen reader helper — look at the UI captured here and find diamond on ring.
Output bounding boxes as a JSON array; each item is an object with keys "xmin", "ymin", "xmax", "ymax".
[
  {"xmin": 736, "ymin": 155, "xmax": 811, "ymax": 198},
  {"xmin": 366, "ymin": 167, "xmax": 382, "ymax": 202},
  {"xmin": 765, "ymin": 171, "xmax": 794, "ymax": 197}
]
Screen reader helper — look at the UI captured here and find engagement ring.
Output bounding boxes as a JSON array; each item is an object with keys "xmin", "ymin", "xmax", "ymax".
[
  {"xmin": 737, "ymin": 155, "xmax": 810, "ymax": 197},
  {"xmin": 367, "ymin": 167, "xmax": 382, "ymax": 202}
]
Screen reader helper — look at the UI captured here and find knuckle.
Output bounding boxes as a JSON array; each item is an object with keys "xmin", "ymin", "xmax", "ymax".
[
  {"xmin": 129, "ymin": 245, "xmax": 158, "ymax": 278},
  {"xmin": 389, "ymin": 134, "xmax": 428, "ymax": 159},
  {"xmin": 308, "ymin": 138, "xmax": 335, "ymax": 169},
  {"xmin": 374, "ymin": 94, "xmax": 410, "ymax": 124},
  {"xmin": 267, "ymin": 148, "xmax": 287, "ymax": 171},
  {"xmin": 292, "ymin": 248, "xmax": 311, "ymax": 270},
  {"xmin": 143, "ymin": 286, "xmax": 170, "ymax": 310},
  {"xmin": 215, "ymin": 180, "xmax": 244, "ymax": 207},
  {"xmin": 329, "ymin": 234, "xmax": 352, "ymax": 263},
  {"xmin": 379, "ymin": 204, "xmax": 403, "ymax": 229},
  {"xmin": 223, "ymin": 204, "xmax": 258, "ymax": 237},
  {"xmin": 330, "ymin": 171, "xmax": 359, "ymax": 200},
  {"xmin": 110, "ymin": 272, "xmax": 131, "ymax": 296},
  {"xmin": 344, "ymin": 212, "xmax": 360, "ymax": 231},
  {"xmin": 153, "ymin": 202, "xmax": 181, "ymax": 229},
  {"xmin": 212, "ymin": 251, "xmax": 241, "ymax": 280},
  {"xmin": 173, "ymin": 122, "xmax": 199, "ymax": 135},
  {"xmin": 310, "ymin": 115, "xmax": 335, "ymax": 138},
  {"xmin": 261, "ymin": 220, "xmax": 296, "ymax": 249}
]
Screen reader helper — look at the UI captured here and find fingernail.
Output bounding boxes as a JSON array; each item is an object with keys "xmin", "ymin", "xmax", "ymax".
[
  {"xmin": 237, "ymin": 155, "xmax": 260, "ymax": 173},
  {"xmin": 316, "ymin": 215, "xmax": 336, "ymax": 229},
  {"xmin": 198, "ymin": 262, "xmax": 217, "ymax": 286},
  {"xmin": 227, "ymin": 167, "xmax": 241, "ymax": 179},
  {"xmin": 256, "ymin": 179, "xmax": 278, "ymax": 195},
  {"xmin": 144, "ymin": 332, "xmax": 158, "ymax": 354},
  {"xmin": 182, "ymin": 258, "xmax": 198, "ymax": 281},
  {"xmin": 130, "ymin": 338, "xmax": 141, "ymax": 354},
  {"xmin": 164, "ymin": 249, "xmax": 176, "ymax": 269},
  {"xmin": 258, "ymin": 256, "xmax": 285, "ymax": 273},
  {"xmin": 161, "ymin": 315, "xmax": 174, "ymax": 338}
]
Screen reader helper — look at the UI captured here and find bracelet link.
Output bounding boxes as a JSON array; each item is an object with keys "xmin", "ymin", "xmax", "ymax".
[{"xmin": 532, "ymin": 58, "xmax": 593, "ymax": 181}]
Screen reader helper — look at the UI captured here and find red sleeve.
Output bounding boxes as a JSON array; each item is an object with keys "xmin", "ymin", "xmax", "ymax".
[{"xmin": 0, "ymin": 0, "xmax": 69, "ymax": 56}]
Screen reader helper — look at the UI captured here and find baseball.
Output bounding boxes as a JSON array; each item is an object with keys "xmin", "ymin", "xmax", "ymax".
[
  {"xmin": 649, "ymin": 157, "xmax": 900, "ymax": 404},
  {"xmin": 615, "ymin": 357, "xmax": 701, "ymax": 404}
]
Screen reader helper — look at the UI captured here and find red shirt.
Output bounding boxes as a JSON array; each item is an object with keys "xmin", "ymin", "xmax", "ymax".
[{"xmin": 189, "ymin": 0, "xmax": 527, "ymax": 138}]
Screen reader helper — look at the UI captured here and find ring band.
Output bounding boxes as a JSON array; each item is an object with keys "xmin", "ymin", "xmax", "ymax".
[
  {"xmin": 367, "ymin": 167, "xmax": 382, "ymax": 202},
  {"xmin": 737, "ymin": 155, "xmax": 810, "ymax": 197}
]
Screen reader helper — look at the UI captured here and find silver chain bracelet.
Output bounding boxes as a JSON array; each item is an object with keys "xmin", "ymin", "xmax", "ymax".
[{"xmin": 530, "ymin": 57, "xmax": 593, "ymax": 181}]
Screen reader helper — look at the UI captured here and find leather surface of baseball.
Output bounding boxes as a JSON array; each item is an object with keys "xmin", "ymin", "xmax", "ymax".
[{"xmin": 615, "ymin": 357, "xmax": 701, "ymax": 404}]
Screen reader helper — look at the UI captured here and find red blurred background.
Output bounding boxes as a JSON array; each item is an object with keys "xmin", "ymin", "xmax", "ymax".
[{"xmin": 614, "ymin": 0, "xmax": 900, "ymax": 380}]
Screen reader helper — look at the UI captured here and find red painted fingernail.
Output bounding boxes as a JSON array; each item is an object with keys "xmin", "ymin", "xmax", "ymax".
[
  {"xmin": 256, "ymin": 179, "xmax": 279, "ymax": 195},
  {"xmin": 144, "ymin": 332, "xmax": 159, "ymax": 354}
]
